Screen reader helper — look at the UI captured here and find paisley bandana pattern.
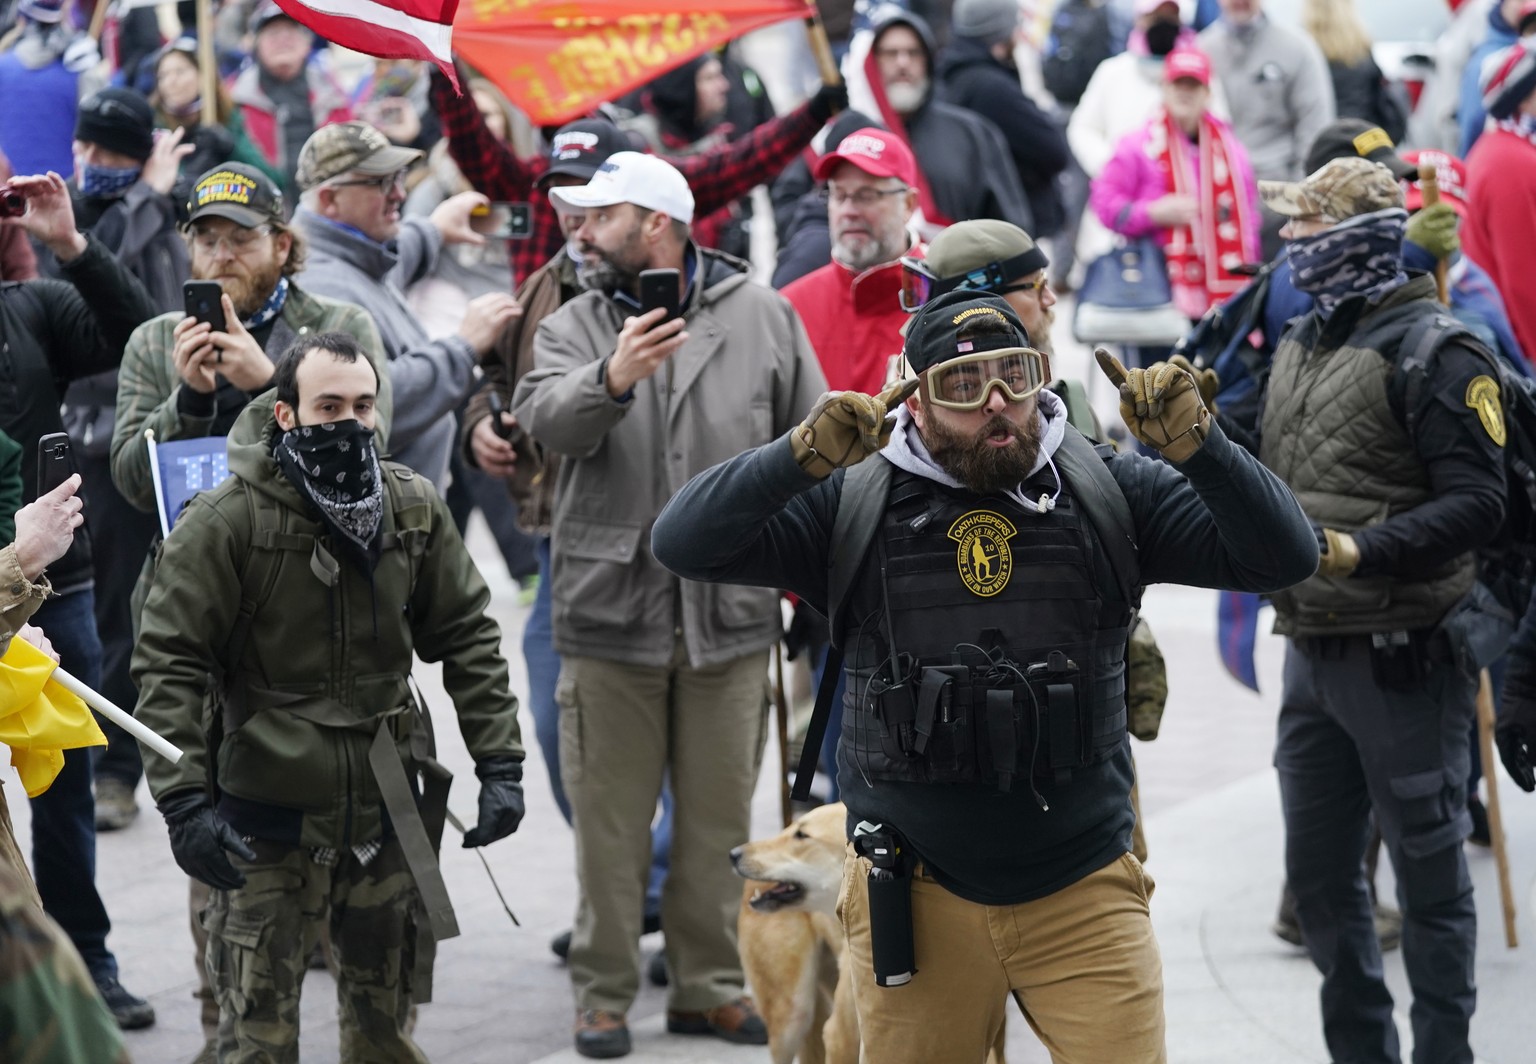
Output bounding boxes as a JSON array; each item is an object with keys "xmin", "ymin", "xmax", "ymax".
[
  {"xmin": 274, "ymin": 419, "xmax": 384, "ymax": 572},
  {"xmin": 1288, "ymin": 208, "xmax": 1410, "ymax": 319}
]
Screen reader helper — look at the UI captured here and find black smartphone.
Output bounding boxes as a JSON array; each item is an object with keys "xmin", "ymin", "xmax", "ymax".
[
  {"xmin": 638, "ymin": 268, "xmax": 681, "ymax": 323},
  {"xmin": 487, "ymin": 392, "xmax": 515, "ymax": 440},
  {"xmin": 36, "ymin": 432, "xmax": 74, "ymax": 497},
  {"xmin": 471, "ymin": 202, "xmax": 533, "ymax": 241},
  {"xmin": 183, "ymin": 280, "xmax": 227, "ymax": 333}
]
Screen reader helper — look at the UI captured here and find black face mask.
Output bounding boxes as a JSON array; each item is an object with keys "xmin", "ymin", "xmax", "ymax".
[
  {"xmin": 1146, "ymin": 20, "xmax": 1181, "ymax": 57},
  {"xmin": 273, "ymin": 418, "xmax": 385, "ymax": 572}
]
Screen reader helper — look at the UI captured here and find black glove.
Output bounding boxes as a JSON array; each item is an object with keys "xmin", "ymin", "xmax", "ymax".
[
  {"xmin": 158, "ymin": 789, "xmax": 257, "ymax": 891},
  {"xmin": 1498, "ymin": 665, "xmax": 1536, "ymax": 792},
  {"xmin": 463, "ymin": 757, "xmax": 525, "ymax": 847},
  {"xmin": 809, "ymin": 81, "xmax": 849, "ymax": 123},
  {"xmin": 783, "ymin": 599, "xmax": 831, "ymax": 663}
]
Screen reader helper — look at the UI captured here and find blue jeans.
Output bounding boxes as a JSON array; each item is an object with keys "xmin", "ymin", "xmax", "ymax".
[
  {"xmin": 28, "ymin": 587, "xmax": 117, "ymax": 982},
  {"xmin": 525, "ymin": 539, "xmax": 671, "ymax": 916}
]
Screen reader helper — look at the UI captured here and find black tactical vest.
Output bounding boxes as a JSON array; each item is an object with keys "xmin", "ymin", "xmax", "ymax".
[{"xmin": 838, "ymin": 466, "xmax": 1133, "ymax": 794}]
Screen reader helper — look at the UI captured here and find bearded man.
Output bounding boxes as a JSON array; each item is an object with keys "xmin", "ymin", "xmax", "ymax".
[
  {"xmin": 782, "ymin": 127, "xmax": 920, "ymax": 395},
  {"xmin": 652, "ymin": 290, "xmax": 1318, "ymax": 1062},
  {"xmin": 111, "ymin": 163, "xmax": 388, "ymax": 514},
  {"xmin": 511, "ymin": 151, "xmax": 825, "ymax": 1059}
]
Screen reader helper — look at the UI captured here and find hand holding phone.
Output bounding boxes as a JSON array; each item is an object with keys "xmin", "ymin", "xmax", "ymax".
[
  {"xmin": 639, "ymin": 268, "xmax": 682, "ymax": 323},
  {"xmin": 36, "ymin": 432, "xmax": 75, "ymax": 498},
  {"xmin": 184, "ymin": 280, "xmax": 228, "ymax": 335},
  {"xmin": 487, "ymin": 392, "xmax": 516, "ymax": 440}
]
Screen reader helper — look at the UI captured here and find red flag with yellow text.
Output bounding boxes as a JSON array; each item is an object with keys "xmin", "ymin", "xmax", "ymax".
[{"xmin": 453, "ymin": 0, "xmax": 814, "ymax": 126}]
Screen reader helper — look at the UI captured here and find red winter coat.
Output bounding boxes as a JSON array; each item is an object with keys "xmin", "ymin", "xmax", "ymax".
[
  {"xmin": 1464, "ymin": 128, "xmax": 1536, "ymax": 365},
  {"xmin": 781, "ymin": 254, "xmax": 917, "ymax": 394}
]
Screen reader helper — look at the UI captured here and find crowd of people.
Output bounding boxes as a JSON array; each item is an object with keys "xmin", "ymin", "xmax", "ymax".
[{"xmin": 1, "ymin": 0, "xmax": 1535, "ymax": 1061}]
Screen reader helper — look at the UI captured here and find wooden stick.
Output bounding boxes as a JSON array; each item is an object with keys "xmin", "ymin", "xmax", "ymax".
[
  {"xmin": 773, "ymin": 642, "xmax": 793, "ymax": 828},
  {"xmin": 87, "ymin": 0, "xmax": 110, "ymax": 43},
  {"xmin": 1476, "ymin": 669, "xmax": 1519, "ymax": 948},
  {"xmin": 1416, "ymin": 160, "xmax": 1451, "ymax": 306},
  {"xmin": 803, "ymin": 10, "xmax": 841, "ymax": 89},
  {"xmin": 195, "ymin": 0, "xmax": 218, "ymax": 126}
]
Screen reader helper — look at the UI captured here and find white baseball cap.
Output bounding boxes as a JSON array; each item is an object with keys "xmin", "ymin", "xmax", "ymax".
[{"xmin": 548, "ymin": 151, "xmax": 695, "ymax": 225}]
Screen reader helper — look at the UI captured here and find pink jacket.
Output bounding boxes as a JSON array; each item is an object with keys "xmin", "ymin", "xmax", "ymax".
[{"xmin": 1089, "ymin": 115, "xmax": 1260, "ymax": 246}]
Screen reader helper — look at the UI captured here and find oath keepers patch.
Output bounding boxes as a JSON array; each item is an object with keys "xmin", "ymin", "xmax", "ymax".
[
  {"xmin": 948, "ymin": 510, "xmax": 1017, "ymax": 597},
  {"xmin": 1465, "ymin": 375, "xmax": 1506, "ymax": 447}
]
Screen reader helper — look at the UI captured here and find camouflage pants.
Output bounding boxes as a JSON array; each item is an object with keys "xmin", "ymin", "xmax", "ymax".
[{"xmin": 202, "ymin": 836, "xmax": 427, "ymax": 1064}]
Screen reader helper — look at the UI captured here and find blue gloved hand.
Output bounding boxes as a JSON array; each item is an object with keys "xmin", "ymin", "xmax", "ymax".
[{"xmin": 463, "ymin": 756, "xmax": 525, "ymax": 847}]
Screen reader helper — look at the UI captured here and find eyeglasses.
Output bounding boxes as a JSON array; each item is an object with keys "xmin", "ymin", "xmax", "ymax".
[
  {"xmin": 924, "ymin": 348, "xmax": 1045, "ymax": 410},
  {"xmin": 898, "ymin": 248, "xmax": 1051, "ymax": 312},
  {"xmin": 821, "ymin": 184, "xmax": 910, "ymax": 208},
  {"xmin": 190, "ymin": 224, "xmax": 273, "ymax": 255},
  {"xmin": 326, "ymin": 169, "xmax": 410, "ymax": 195}
]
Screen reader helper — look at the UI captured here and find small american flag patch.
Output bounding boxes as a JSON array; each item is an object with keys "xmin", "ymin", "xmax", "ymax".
[{"xmin": 957, "ymin": 341, "xmax": 974, "ymax": 353}]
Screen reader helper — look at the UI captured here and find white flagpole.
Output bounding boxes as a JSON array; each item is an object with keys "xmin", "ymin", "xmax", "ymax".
[
  {"xmin": 50, "ymin": 668, "xmax": 184, "ymax": 765},
  {"xmin": 145, "ymin": 428, "xmax": 173, "ymax": 539}
]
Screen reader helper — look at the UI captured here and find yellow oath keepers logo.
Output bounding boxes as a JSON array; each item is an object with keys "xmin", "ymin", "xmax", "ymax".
[
  {"xmin": 1465, "ymin": 375, "xmax": 1506, "ymax": 447},
  {"xmin": 948, "ymin": 510, "xmax": 1017, "ymax": 597}
]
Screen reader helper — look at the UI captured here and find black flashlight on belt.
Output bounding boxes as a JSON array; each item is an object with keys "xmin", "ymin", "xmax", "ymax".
[{"xmin": 854, "ymin": 820, "xmax": 916, "ymax": 987}]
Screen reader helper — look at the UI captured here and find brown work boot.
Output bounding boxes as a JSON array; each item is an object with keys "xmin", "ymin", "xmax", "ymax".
[
  {"xmin": 94, "ymin": 777, "xmax": 139, "ymax": 832},
  {"xmin": 574, "ymin": 1009, "xmax": 630, "ymax": 1059},
  {"xmin": 666, "ymin": 996, "xmax": 768, "ymax": 1045}
]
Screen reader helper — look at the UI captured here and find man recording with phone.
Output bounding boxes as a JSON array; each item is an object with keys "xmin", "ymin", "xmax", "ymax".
[
  {"xmin": 512, "ymin": 151, "xmax": 825, "ymax": 1058},
  {"xmin": 112, "ymin": 162, "xmax": 392, "ymax": 514},
  {"xmin": 0, "ymin": 170, "xmax": 160, "ymax": 1028}
]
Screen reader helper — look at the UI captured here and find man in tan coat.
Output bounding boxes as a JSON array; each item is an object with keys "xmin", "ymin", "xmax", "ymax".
[{"xmin": 514, "ymin": 152, "xmax": 826, "ymax": 1059}]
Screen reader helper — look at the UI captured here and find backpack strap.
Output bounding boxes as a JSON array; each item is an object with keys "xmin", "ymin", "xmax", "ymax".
[
  {"xmin": 1054, "ymin": 426, "xmax": 1141, "ymax": 610},
  {"xmin": 792, "ymin": 458, "xmax": 892, "ymax": 801},
  {"xmin": 1398, "ymin": 311, "xmax": 1501, "ymax": 442}
]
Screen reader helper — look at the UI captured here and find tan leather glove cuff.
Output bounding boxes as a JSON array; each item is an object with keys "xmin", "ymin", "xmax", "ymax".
[
  {"xmin": 790, "ymin": 425, "xmax": 840, "ymax": 480},
  {"xmin": 1318, "ymin": 528, "xmax": 1360, "ymax": 577},
  {"xmin": 1159, "ymin": 405, "xmax": 1212, "ymax": 463}
]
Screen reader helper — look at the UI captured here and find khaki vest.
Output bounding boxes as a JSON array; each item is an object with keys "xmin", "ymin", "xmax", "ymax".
[{"xmin": 1259, "ymin": 277, "xmax": 1474, "ymax": 636}]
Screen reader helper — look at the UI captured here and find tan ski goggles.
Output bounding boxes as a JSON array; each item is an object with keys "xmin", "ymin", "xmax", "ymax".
[{"xmin": 923, "ymin": 347, "xmax": 1046, "ymax": 410}]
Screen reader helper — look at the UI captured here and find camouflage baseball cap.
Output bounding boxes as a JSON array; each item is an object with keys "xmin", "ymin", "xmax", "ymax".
[
  {"xmin": 295, "ymin": 121, "xmax": 424, "ymax": 192},
  {"xmin": 1259, "ymin": 157, "xmax": 1404, "ymax": 222}
]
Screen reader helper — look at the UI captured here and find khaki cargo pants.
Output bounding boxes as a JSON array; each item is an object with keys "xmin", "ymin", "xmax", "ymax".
[
  {"xmin": 560, "ymin": 646, "xmax": 770, "ymax": 1015},
  {"xmin": 201, "ymin": 836, "xmax": 427, "ymax": 1064},
  {"xmin": 839, "ymin": 849, "xmax": 1166, "ymax": 1063}
]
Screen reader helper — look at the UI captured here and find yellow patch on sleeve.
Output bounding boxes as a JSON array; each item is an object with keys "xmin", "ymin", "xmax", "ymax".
[{"xmin": 1465, "ymin": 375, "xmax": 1506, "ymax": 447}]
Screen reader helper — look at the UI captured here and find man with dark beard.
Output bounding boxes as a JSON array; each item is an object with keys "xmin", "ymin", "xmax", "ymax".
[
  {"xmin": 651, "ymin": 290, "xmax": 1318, "ymax": 1062},
  {"xmin": 111, "ymin": 163, "xmax": 389, "ymax": 514},
  {"xmin": 512, "ymin": 151, "xmax": 825, "ymax": 1059}
]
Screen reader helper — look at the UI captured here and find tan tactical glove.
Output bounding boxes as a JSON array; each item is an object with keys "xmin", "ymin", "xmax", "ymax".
[
  {"xmin": 1168, "ymin": 353, "xmax": 1219, "ymax": 413},
  {"xmin": 1316, "ymin": 527, "xmax": 1360, "ymax": 578},
  {"xmin": 791, "ymin": 378, "xmax": 920, "ymax": 479},
  {"xmin": 1095, "ymin": 348, "xmax": 1212, "ymax": 463}
]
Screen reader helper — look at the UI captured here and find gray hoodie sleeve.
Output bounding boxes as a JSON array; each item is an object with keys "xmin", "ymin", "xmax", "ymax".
[
  {"xmin": 382, "ymin": 332, "xmax": 478, "ymax": 455},
  {"xmin": 389, "ymin": 217, "xmax": 444, "ymax": 290}
]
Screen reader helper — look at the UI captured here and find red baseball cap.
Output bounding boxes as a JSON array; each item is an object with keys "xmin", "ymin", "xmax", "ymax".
[
  {"xmin": 813, "ymin": 128, "xmax": 919, "ymax": 186},
  {"xmin": 1164, "ymin": 47, "xmax": 1212, "ymax": 87},
  {"xmin": 1401, "ymin": 149, "xmax": 1469, "ymax": 217}
]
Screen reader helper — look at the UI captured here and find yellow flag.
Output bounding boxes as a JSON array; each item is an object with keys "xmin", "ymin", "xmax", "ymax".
[{"xmin": 0, "ymin": 638, "xmax": 108, "ymax": 797}]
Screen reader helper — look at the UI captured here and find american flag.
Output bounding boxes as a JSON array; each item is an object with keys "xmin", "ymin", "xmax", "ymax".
[{"xmin": 273, "ymin": 0, "xmax": 459, "ymax": 87}]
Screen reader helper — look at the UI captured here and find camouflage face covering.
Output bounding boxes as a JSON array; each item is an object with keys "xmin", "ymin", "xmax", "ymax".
[{"xmin": 1287, "ymin": 207, "xmax": 1410, "ymax": 319}]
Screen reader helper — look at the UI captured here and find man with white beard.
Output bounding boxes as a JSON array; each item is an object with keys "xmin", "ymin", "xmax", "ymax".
[
  {"xmin": 849, "ymin": 7, "xmax": 1032, "ymax": 239},
  {"xmin": 782, "ymin": 127, "xmax": 920, "ymax": 395}
]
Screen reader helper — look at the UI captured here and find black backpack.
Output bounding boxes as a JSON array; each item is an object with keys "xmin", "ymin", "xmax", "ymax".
[
  {"xmin": 1043, "ymin": 0, "xmax": 1115, "ymax": 107},
  {"xmin": 1401, "ymin": 314, "xmax": 1536, "ymax": 668}
]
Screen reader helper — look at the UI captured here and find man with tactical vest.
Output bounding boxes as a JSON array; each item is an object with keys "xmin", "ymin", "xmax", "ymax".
[
  {"xmin": 131, "ymin": 332, "xmax": 526, "ymax": 1062},
  {"xmin": 652, "ymin": 290, "xmax": 1317, "ymax": 1061},
  {"xmin": 1248, "ymin": 156, "xmax": 1506, "ymax": 1064}
]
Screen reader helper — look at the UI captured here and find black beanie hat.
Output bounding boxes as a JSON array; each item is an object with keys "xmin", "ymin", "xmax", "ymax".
[{"xmin": 74, "ymin": 88, "xmax": 156, "ymax": 164}]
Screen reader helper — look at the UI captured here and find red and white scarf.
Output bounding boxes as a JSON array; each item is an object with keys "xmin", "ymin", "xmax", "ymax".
[
  {"xmin": 861, "ymin": 47, "xmax": 953, "ymax": 237},
  {"xmin": 1158, "ymin": 108, "xmax": 1255, "ymax": 319}
]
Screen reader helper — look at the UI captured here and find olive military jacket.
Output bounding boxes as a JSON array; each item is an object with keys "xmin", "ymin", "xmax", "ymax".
[
  {"xmin": 131, "ymin": 392, "xmax": 522, "ymax": 849},
  {"xmin": 109, "ymin": 283, "xmax": 388, "ymax": 514}
]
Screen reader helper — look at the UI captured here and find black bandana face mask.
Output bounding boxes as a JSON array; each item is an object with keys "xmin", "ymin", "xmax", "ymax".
[{"xmin": 273, "ymin": 418, "xmax": 385, "ymax": 572}]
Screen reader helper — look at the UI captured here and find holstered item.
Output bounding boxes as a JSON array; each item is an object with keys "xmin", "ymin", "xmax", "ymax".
[{"xmin": 854, "ymin": 822, "xmax": 915, "ymax": 988}]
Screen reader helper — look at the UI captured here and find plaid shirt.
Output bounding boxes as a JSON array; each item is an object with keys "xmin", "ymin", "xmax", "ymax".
[{"xmin": 431, "ymin": 73, "xmax": 824, "ymax": 287}]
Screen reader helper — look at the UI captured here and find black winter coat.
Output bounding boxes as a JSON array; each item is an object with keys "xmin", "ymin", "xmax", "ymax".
[
  {"xmin": 938, "ymin": 36, "xmax": 1073, "ymax": 237},
  {"xmin": 1329, "ymin": 56, "xmax": 1407, "ymax": 147},
  {"xmin": 0, "ymin": 236, "xmax": 158, "ymax": 589}
]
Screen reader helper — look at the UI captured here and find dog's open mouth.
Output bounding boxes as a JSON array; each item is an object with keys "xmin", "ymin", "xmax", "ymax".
[{"xmin": 749, "ymin": 881, "xmax": 805, "ymax": 913}]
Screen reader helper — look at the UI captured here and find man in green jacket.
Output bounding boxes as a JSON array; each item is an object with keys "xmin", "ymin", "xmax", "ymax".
[{"xmin": 132, "ymin": 331, "xmax": 525, "ymax": 1062}]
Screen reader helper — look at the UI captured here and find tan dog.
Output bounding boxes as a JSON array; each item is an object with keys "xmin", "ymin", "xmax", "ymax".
[
  {"xmin": 733, "ymin": 804, "xmax": 1010, "ymax": 1064},
  {"xmin": 731, "ymin": 803, "xmax": 858, "ymax": 1064}
]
